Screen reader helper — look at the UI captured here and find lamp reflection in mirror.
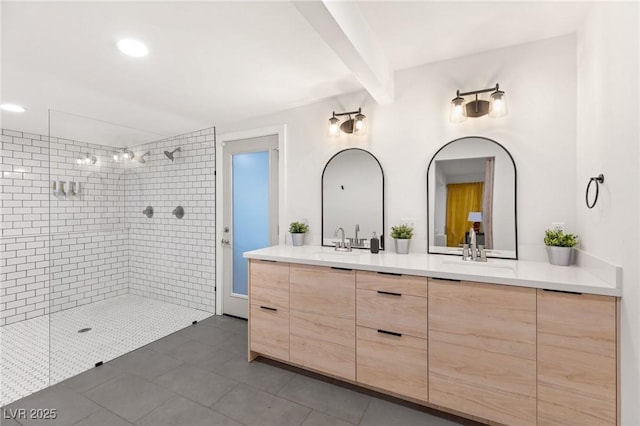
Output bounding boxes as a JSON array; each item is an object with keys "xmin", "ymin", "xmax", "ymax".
[
  {"xmin": 468, "ymin": 211, "xmax": 482, "ymax": 233},
  {"xmin": 327, "ymin": 108, "xmax": 367, "ymax": 136},
  {"xmin": 450, "ymin": 84, "xmax": 507, "ymax": 122}
]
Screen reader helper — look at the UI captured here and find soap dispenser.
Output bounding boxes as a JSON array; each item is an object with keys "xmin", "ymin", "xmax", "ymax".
[{"xmin": 370, "ymin": 232, "xmax": 380, "ymax": 254}]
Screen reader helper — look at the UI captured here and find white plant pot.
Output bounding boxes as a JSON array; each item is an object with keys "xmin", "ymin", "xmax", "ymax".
[
  {"xmin": 291, "ymin": 233, "xmax": 306, "ymax": 246},
  {"xmin": 394, "ymin": 238, "xmax": 410, "ymax": 254},
  {"xmin": 546, "ymin": 246, "xmax": 573, "ymax": 266}
]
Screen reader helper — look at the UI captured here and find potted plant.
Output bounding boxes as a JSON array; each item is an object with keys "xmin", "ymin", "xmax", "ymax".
[
  {"xmin": 390, "ymin": 224, "xmax": 413, "ymax": 254},
  {"xmin": 544, "ymin": 228, "xmax": 578, "ymax": 266},
  {"xmin": 289, "ymin": 221, "xmax": 309, "ymax": 246}
]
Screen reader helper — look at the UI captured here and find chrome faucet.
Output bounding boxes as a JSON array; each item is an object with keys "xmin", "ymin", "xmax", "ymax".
[
  {"xmin": 334, "ymin": 227, "xmax": 352, "ymax": 252},
  {"xmin": 354, "ymin": 224, "xmax": 360, "ymax": 246},
  {"xmin": 463, "ymin": 227, "xmax": 487, "ymax": 262}
]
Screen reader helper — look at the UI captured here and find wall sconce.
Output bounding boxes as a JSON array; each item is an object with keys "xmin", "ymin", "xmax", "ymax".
[
  {"xmin": 450, "ymin": 84, "xmax": 507, "ymax": 123},
  {"xmin": 76, "ymin": 153, "xmax": 97, "ymax": 165},
  {"xmin": 113, "ymin": 149, "xmax": 134, "ymax": 162},
  {"xmin": 328, "ymin": 108, "xmax": 367, "ymax": 137}
]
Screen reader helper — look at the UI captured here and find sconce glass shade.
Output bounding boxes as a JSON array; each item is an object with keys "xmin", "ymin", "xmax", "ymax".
[
  {"xmin": 353, "ymin": 112, "xmax": 367, "ymax": 136},
  {"xmin": 450, "ymin": 96, "xmax": 467, "ymax": 123},
  {"xmin": 489, "ymin": 90, "xmax": 508, "ymax": 118},
  {"xmin": 328, "ymin": 115, "xmax": 340, "ymax": 137}
]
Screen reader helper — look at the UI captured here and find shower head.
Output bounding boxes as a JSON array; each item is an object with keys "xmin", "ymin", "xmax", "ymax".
[
  {"xmin": 137, "ymin": 151, "xmax": 151, "ymax": 164},
  {"xmin": 164, "ymin": 147, "xmax": 181, "ymax": 162}
]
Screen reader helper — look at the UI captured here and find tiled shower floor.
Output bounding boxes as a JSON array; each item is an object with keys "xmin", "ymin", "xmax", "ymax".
[{"xmin": 0, "ymin": 295, "xmax": 211, "ymax": 406}]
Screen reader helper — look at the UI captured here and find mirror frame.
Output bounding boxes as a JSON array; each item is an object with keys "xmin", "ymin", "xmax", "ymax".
[
  {"xmin": 321, "ymin": 148, "xmax": 385, "ymax": 250},
  {"xmin": 426, "ymin": 136, "xmax": 518, "ymax": 259}
]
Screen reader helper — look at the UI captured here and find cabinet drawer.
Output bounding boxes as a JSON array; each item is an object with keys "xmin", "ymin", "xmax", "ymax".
[
  {"xmin": 357, "ymin": 289, "xmax": 428, "ymax": 339},
  {"xmin": 250, "ymin": 304, "xmax": 289, "ymax": 361},
  {"xmin": 357, "ymin": 326, "xmax": 427, "ymax": 401},
  {"xmin": 290, "ymin": 264, "xmax": 355, "ymax": 319},
  {"xmin": 356, "ymin": 271, "xmax": 428, "ymax": 298},
  {"xmin": 250, "ymin": 260, "xmax": 289, "ymax": 311},
  {"xmin": 290, "ymin": 334, "xmax": 355, "ymax": 381}
]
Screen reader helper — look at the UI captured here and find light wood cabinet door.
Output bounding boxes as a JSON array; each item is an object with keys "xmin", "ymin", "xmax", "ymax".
[
  {"xmin": 357, "ymin": 326, "xmax": 427, "ymax": 401},
  {"xmin": 357, "ymin": 289, "xmax": 428, "ymax": 339},
  {"xmin": 289, "ymin": 264, "xmax": 356, "ymax": 381},
  {"xmin": 290, "ymin": 265, "xmax": 355, "ymax": 318},
  {"xmin": 250, "ymin": 304, "xmax": 289, "ymax": 361},
  {"xmin": 429, "ymin": 280, "xmax": 537, "ymax": 426},
  {"xmin": 537, "ymin": 290, "xmax": 617, "ymax": 426},
  {"xmin": 249, "ymin": 260, "xmax": 289, "ymax": 311}
]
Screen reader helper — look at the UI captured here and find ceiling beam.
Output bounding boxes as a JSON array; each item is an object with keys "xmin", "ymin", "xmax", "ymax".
[{"xmin": 293, "ymin": 1, "xmax": 394, "ymax": 104}]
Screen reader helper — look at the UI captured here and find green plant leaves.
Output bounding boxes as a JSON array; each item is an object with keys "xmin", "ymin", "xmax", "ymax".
[
  {"xmin": 289, "ymin": 221, "xmax": 309, "ymax": 233},
  {"xmin": 391, "ymin": 224, "xmax": 413, "ymax": 239},
  {"xmin": 544, "ymin": 229, "xmax": 578, "ymax": 247}
]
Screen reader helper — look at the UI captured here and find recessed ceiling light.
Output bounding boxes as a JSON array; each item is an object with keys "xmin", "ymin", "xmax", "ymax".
[
  {"xmin": 0, "ymin": 103, "xmax": 26, "ymax": 113},
  {"xmin": 117, "ymin": 38, "xmax": 148, "ymax": 58}
]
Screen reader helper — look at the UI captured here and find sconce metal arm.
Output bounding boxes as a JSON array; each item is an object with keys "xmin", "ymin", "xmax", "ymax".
[
  {"xmin": 457, "ymin": 84, "xmax": 500, "ymax": 97},
  {"xmin": 332, "ymin": 108, "xmax": 362, "ymax": 118}
]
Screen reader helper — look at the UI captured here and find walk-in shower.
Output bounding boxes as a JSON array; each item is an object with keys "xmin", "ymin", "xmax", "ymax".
[
  {"xmin": 0, "ymin": 112, "xmax": 217, "ymax": 406},
  {"xmin": 164, "ymin": 146, "xmax": 181, "ymax": 161}
]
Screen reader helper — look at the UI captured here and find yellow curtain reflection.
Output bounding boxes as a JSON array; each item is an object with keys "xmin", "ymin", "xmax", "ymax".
[{"xmin": 446, "ymin": 182, "xmax": 483, "ymax": 247}]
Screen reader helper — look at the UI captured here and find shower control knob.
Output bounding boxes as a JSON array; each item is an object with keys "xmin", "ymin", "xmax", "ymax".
[{"xmin": 221, "ymin": 239, "xmax": 230, "ymax": 245}]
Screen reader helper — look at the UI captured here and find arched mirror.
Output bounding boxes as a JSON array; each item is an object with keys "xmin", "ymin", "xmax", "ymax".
[
  {"xmin": 322, "ymin": 148, "xmax": 384, "ymax": 249},
  {"xmin": 427, "ymin": 136, "xmax": 517, "ymax": 259}
]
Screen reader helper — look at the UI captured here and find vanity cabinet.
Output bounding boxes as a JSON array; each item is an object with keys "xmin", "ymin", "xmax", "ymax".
[
  {"xmin": 537, "ymin": 290, "xmax": 617, "ymax": 425},
  {"xmin": 289, "ymin": 264, "xmax": 356, "ymax": 380},
  {"xmin": 247, "ymin": 256, "xmax": 620, "ymax": 426},
  {"xmin": 356, "ymin": 271, "xmax": 429, "ymax": 401},
  {"xmin": 428, "ymin": 279, "xmax": 537, "ymax": 426},
  {"xmin": 248, "ymin": 260, "xmax": 290, "ymax": 362}
]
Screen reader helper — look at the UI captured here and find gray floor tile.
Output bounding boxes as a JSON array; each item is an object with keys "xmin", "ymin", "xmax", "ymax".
[
  {"xmin": 153, "ymin": 364, "xmax": 238, "ymax": 407},
  {"xmin": 222, "ymin": 331, "xmax": 249, "ymax": 356},
  {"xmin": 0, "ymin": 417, "xmax": 24, "ymax": 426},
  {"xmin": 135, "ymin": 396, "xmax": 241, "ymax": 426},
  {"xmin": 58, "ymin": 364, "xmax": 124, "ymax": 394},
  {"xmin": 209, "ymin": 356, "xmax": 296, "ymax": 394},
  {"xmin": 4, "ymin": 385, "xmax": 101, "ymax": 426},
  {"xmin": 360, "ymin": 398, "xmax": 465, "ymax": 426},
  {"xmin": 213, "ymin": 383, "xmax": 311, "ymax": 426},
  {"xmin": 84, "ymin": 375, "xmax": 175, "ymax": 423},
  {"xmin": 198, "ymin": 315, "xmax": 247, "ymax": 334},
  {"xmin": 164, "ymin": 338, "xmax": 228, "ymax": 365},
  {"xmin": 108, "ymin": 348, "xmax": 182, "ymax": 380},
  {"xmin": 73, "ymin": 409, "xmax": 133, "ymax": 426},
  {"xmin": 181, "ymin": 322, "xmax": 234, "ymax": 347},
  {"xmin": 302, "ymin": 410, "xmax": 356, "ymax": 426},
  {"xmin": 277, "ymin": 375, "xmax": 370, "ymax": 424},
  {"xmin": 144, "ymin": 332, "xmax": 192, "ymax": 355}
]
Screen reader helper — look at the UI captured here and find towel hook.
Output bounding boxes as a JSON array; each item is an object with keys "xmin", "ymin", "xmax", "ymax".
[{"xmin": 585, "ymin": 174, "xmax": 604, "ymax": 209}]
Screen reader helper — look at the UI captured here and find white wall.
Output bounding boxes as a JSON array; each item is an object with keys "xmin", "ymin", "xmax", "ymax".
[
  {"xmin": 219, "ymin": 35, "xmax": 577, "ymax": 258},
  {"xmin": 576, "ymin": 3, "xmax": 640, "ymax": 424}
]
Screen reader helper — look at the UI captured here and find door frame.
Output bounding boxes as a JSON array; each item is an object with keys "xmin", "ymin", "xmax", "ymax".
[{"xmin": 215, "ymin": 124, "xmax": 286, "ymax": 315}]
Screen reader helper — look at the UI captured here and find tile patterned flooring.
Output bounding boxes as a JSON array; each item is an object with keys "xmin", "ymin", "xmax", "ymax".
[
  {"xmin": 1, "ymin": 313, "xmax": 478, "ymax": 426},
  {"xmin": 0, "ymin": 295, "xmax": 211, "ymax": 406}
]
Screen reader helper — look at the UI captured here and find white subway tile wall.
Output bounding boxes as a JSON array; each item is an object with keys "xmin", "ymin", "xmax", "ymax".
[
  {"xmin": 126, "ymin": 128, "xmax": 216, "ymax": 312},
  {"xmin": 0, "ymin": 127, "xmax": 216, "ymax": 326}
]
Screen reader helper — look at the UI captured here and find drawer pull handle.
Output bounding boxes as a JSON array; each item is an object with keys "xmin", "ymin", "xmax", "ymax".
[
  {"xmin": 377, "ymin": 290, "xmax": 402, "ymax": 297},
  {"xmin": 331, "ymin": 267, "xmax": 353, "ymax": 271},
  {"xmin": 260, "ymin": 260, "xmax": 277, "ymax": 263},
  {"xmin": 259, "ymin": 306, "xmax": 277, "ymax": 312},
  {"xmin": 543, "ymin": 289, "xmax": 583, "ymax": 295},
  {"xmin": 431, "ymin": 277, "xmax": 461, "ymax": 282},
  {"xmin": 377, "ymin": 272, "xmax": 402, "ymax": 276},
  {"xmin": 377, "ymin": 329, "xmax": 402, "ymax": 337}
]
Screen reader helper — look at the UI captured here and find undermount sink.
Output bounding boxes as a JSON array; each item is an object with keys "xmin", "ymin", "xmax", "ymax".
[
  {"xmin": 442, "ymin": 259, "xmax": 516, "ymax": 276},
  {"xmin": 311, "ymin": 251, "xmax": 361, "ymax": 261}
]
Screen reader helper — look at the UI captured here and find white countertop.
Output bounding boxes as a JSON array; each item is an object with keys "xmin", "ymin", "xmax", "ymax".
[{"xmin": 243, "ymin": 245, "xmax": 621, "ymax": 297}]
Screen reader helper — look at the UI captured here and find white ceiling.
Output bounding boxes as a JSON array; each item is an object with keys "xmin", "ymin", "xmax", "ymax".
[{"xmin": 0, "ymin": 1, "xmax": 592, "ymax": 147}]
